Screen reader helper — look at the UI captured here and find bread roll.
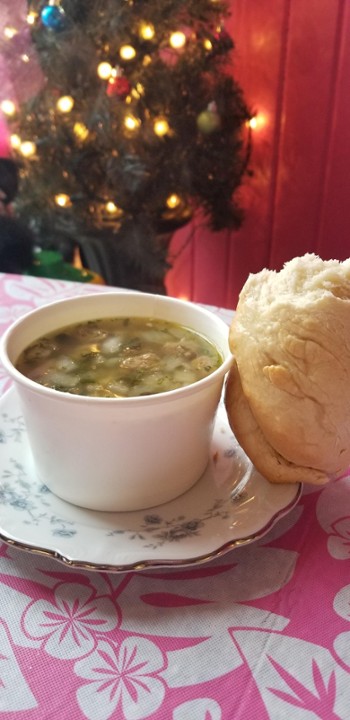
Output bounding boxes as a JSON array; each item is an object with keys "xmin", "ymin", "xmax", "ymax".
[{"xmin": 224, "ymin": 253, "xmax": 350, "ymax": 484}]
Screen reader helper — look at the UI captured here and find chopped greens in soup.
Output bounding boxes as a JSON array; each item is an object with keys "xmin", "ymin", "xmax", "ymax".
[{"xmin": 16, "ymin": 316, "xmax": 223, "ymax": 397}]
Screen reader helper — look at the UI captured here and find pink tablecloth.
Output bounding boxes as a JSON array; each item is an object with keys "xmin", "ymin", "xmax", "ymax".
[{"xmin": 0, "ymin": 273, "xmax": 350, "ymax": 720}]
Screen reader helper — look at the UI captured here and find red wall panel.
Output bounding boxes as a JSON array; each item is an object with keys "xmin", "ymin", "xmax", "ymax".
[
  {"xmin": 167, "ymin": 0, "xmax": 350, "ymax": 309},
  {"xmin": 270, "ymin": 0, "xmax": 343, "ymax": 267},
  {"xmin": 317, "ymin": 0, "xmax": 350, "ymax": 260},
  {"xmin": 225, "ymin": 0, "xmax": 289, "ymax": 306}
]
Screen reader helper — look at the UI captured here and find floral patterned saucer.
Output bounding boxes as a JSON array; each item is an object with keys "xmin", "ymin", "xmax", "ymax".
[{"xmin": 0, "ymin": 387, "xmax": 302, "ymax": 572}]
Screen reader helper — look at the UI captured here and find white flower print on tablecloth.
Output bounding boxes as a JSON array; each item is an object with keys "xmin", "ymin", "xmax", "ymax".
[
  {"xmin": 0, "ymin": 276, "xmax": 112, "ymax": 393},
  {"xmin": 23, "ymin": 582, "xmax": 119, "ymax": 659},
  {"xmin": 0, "ymin": 624, "xmax": 37, "ymax": 712},
  {"xmin": 333, "ymin": 584, "xmax": 350, "ymax": 669},
  {"xmin": 0, "ymin": 303, "xmax": 34, "ymax": 327},
  {"xmin": 0, "ymin": 276, "xmax": 112, "ymax": 338},
  {"xmin": 316, "ymin": 476, "xmax": 350, "ymax": 559},
  {"xmin": 3, "ymin": 470, "xmax": 343, "ymax": 718},
  {"xmin": 75, "ymin": 637, "xmax": 166, "ymax": 720},
  {"xmin": 0, "ymin": 274, "xmax": 111, "ymax": 307},
  {"xmin": 0, "ymin": 529, "xmax": 300, "ymax": 719},
  {"xmin": 173, "ymin": 698, "xmax": 222, "ymax": 719},
  {"xmin": 120, "ymin": 540, "xmax": 299, "ymax": 687},
  {"xmin": 231, "ymin": 630, "xmax": 350, "ymax": 719}
]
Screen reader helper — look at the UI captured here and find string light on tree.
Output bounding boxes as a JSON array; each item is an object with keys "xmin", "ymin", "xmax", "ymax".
[
  {"xmin": 203, "ymin": 38, "xmax": 213, "ymax": 51},
  {"xmin": 10, "ymin": 134, "xmax": 21, "ymax": 150},
  {"xmin": 248, "ymin": 116, "xmax": 257, "ymax": 129},
  {"xmin": 164, "ymin": 192, "xmax": 190, "ymax": 221},
  {"xmin": 138, "ymin": 22, "xmax": 155, "ymax": 41},
  {"xmin": 105, "ymin": 201, "xmax": 123, "ymax": 217},
  {"xmin": 55, "ymin": 193, "xmax": 71, "ymax": 207},
  {"xmin": 119, "ymin": 45, "xmax": 136, "ymax": 61},
  {"xmin": 3, "ymin": 26, "xmax": 18, "ymax": 39},
  {"xmin": 153, "ymin": 117, "xmax": 170, "ymax": 137},
  {"xmin": 123, "ymin": 114, "xmax": 141, "ymax": 133},
  {"xmin": 26, "ymin": 11, "xmax": 37, "ymax": 26},
  {"xmin": 20, "ymin": 141, "xmax": 36, "ymax": 157},
  {"xmin": 73, "ymin": 122, "xmax": 89, "ymax": 141},
  {"xmin": 0, "ymin": 99, "xmax": 16, "ymax": 117},
  {"xmin": 246, "ymin": 112, "xmax": 268, "ymax": 131},
  {"xmin": 131, "ymin": 84, "xmax": 144, "ymax": 100},
  {"xmin": 97, "ymin": 62, "xmax": 113, "ymax": 79},
  {"xmin": 169, "ymin": 31, "xmax": 187, "ymax": 49},
  {"xmin": 166, "ymin": 194, "xmax": 181, "ymax": 209},
  {"xmin": 56, "ymin": 95, "xmax": 74, "ymax": 113}
]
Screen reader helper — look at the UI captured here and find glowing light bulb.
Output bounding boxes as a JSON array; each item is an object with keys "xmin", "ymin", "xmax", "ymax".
[
  {"xmin": 74, "ymin": 122, "xmax": 89, "ymax": 140},
  {"xmin": 139, "ymin": 22, "xmax": 155, "ymax": 40},
  {"xmin": 97, "ymin": 62, "xmax": 112, "ymax": 79},
  {"xmin": 166, "ymin": 194, "xmax": 181, "ymax": 209},
  {"xmin": 124, "ymin": 114, "xmax": 140, "ymax": 131},
  {"xmin": 248, "ymin": 116, "xmax": 258, "ymax": 129},
  {"xmin": 246, "ymin": 113, "xmax": 267, "ymax": 130},
  {"xmin": 27, "ymin": 11, "xmax": 37, "ymax": 25},
  {"xmin": 10, "ymin": 134, "xmax": 21, "ymax": 149},
  {"xmin": 143, "ymin": 55, "xmax": 152, "ymax": 66},
  {"xmin": 169, "ymin": 31, "xmax": 186, "ymax": 49},
  {"xmin": 20, "ymin": 141, "xmax": 36, "ymax": 157},
  {"xmin": 153, "ymin": 117, "xmax": 170, "ymax": 136},
  {"xmin": 105, "ymin": 201, "xmax": 122, "ymax": 215},
  {"xmin": 56, "ymin": 95, "xmax": 74, "ymax": 113},
  {"xmin": 55, "ymin": 193, "xmax": 71, "ymax": 207},
  {"xmin": 203, "ymin": 38, "xmax": 213, "ymax": 51},
  {"xmin": 119, "ymin": 45, "xmax": 136, "ymax": 61},
  {"xmin": 131, "ymin": 82, "xmax": 145, "ymax": 99},
  {"xmin": 0, "ymin": 99, "xmax": 16, "ymax": 116},
  {"xmin": 4, "ymin": 26, "xmax": 18, "ymax": 39},
  {"xmin": 21, "ymin": 54, "xmax": 30, "ymax": 63}
]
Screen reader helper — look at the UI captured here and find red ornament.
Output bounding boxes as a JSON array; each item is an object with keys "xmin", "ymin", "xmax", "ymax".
[{"xmin": 107, "ymin": 76, "xmax": 131, "ymax": 98}]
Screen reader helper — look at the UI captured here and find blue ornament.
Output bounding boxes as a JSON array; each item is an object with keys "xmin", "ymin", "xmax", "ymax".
[{"xmin": 41, "ymin": 4, "xmax": 66, "ymax": 31}]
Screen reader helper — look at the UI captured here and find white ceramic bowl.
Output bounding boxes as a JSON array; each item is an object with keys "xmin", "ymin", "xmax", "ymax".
[{"xmin": 0, "ymin": 291, "xmax": 233, "ymax": 511}]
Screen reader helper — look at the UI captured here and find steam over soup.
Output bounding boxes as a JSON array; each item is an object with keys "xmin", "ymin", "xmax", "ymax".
[{"xmin": 16, "ymin": 316, "xmax": 223, "ymax": 397}]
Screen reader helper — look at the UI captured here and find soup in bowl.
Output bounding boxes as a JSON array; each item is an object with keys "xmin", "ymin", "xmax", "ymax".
[{"xmin": 0, "ymin": 291, "xmax": 233, "ymax": 511}]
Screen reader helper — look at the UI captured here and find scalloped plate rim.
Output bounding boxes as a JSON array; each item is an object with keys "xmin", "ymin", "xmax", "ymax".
[{"xmin": 0, "ymin": 386, "xmax": 302, "ymax": 573}]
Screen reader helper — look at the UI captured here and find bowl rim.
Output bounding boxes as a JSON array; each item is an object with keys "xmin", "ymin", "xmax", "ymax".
[{"xmin": 0, "ymin": 291, "xmax": 233, "ymax": 406}]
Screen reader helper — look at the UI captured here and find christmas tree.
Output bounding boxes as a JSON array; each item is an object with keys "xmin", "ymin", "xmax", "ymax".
[{"xmin": 1, "ymin": 0, "xmax": 250, "ymax": 292}]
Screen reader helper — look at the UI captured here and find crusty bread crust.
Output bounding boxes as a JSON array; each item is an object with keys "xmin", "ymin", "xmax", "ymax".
[
  {"xmin": 225, "ymin": 362, "xmax": 328, "ymax": 485},
  {"xmin": 224, "ymin": 254, "xmax": 350, "ymax": 485}
]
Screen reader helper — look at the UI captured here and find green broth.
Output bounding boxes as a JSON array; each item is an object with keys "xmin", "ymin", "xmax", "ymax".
[{"xmin": 16, "ymin": 316, "xmax": 223, "ymax": 397}]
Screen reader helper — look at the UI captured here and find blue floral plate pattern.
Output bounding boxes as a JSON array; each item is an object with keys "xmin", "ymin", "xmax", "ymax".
[{"xmin": 0, "ymin": 387, "xmax": 302, "ymax": 572}]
